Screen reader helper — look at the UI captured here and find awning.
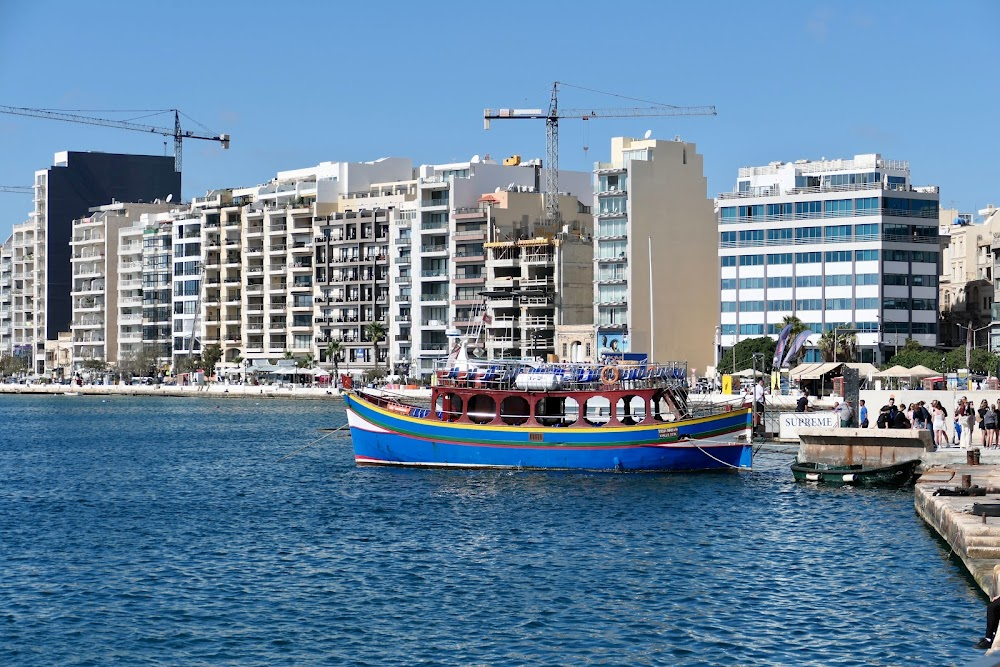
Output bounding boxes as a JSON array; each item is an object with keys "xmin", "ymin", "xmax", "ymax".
[{"xmin": 788, "ymin": 362, "xmax": 842, "ymax": 379}]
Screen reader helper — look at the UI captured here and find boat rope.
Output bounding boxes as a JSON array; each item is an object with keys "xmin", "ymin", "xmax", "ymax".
[
  {"xmin": 692, "ymin": 443, "xmax": 745, "ymax": 470},
  {"xmin": 277, "ymin": 423, "xmax": 347, "ymax": 462}
]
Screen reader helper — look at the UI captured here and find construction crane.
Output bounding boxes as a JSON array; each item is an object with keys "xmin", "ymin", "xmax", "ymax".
[
  {"xmin": 0, "ymin": 106, "xmax": 230, "ymax": 173},
  {"xmin": 484, "ymin": 82, "xmax": 716, "ymax": 222},
  {"xmin": 0, "ymin": 185, "xmax": 33, "ymax": 194}
]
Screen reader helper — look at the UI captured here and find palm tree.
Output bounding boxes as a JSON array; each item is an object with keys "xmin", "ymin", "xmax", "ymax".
[
  {"xmin": 326, "ymin": 340, "xmax": 343, "ymax": 380},
  {"xmin": 364, "ymin": 321, "xmax": 387, "ymax": 376},
  {"xmin": 818, "ymin": 329, "xmax": 858, "ymax": 363}
]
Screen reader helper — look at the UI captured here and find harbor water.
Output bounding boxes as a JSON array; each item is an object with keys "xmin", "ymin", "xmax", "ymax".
[{"xmin": 0, "ymin": 395, "xmax": 988, "ymax": 665}]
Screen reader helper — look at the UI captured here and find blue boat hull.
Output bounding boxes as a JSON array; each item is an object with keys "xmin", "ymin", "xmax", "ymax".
[{"xmin": 344, "ymin": 393, "xmax": 753, "ymax": 472}]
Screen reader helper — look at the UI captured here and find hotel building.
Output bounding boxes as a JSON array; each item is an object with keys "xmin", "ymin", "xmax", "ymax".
[{"xmin": 717, "ymin": 154, "xmax": 940, "ymax": 365}]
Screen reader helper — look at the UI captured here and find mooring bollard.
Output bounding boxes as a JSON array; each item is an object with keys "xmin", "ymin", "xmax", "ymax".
[
  {"xmin": 963, "ymin": 474, "xmax": 973, "ymax": 489},
  {"xmin": 968, "ymin": 448, "xmax": 982, "ymax": 466}
]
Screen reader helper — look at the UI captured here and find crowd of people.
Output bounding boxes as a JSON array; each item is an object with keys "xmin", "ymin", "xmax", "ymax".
[{"xmin": 868, "ymin": 396, "xmax": 1000, "ymax": 449}]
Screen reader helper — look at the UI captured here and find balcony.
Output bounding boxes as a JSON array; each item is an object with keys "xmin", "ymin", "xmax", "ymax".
[{"xmin": 420, "ymin": 270, "xmax": 448, "ymax": 279}]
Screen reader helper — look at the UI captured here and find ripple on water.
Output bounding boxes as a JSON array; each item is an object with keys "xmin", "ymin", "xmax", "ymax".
[{"xmin": 0, "ymin": 395, "xmax": 988, "ymax": 665}]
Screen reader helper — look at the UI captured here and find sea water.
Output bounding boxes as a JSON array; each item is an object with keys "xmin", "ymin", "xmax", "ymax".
[{"xmin": 0, "ymin": 395, "xmax": 987, "ymax": 666}]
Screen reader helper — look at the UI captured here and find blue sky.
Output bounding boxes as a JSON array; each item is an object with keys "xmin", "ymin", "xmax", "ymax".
[{"xmin": 1, "ymin": 0, "xmax": 998, "ymax": 240}]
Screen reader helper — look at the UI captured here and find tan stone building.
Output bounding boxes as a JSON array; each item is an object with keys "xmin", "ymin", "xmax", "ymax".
[{"xmin": 594, "ymin": 137, "xmax": 717, "ymax": 372}]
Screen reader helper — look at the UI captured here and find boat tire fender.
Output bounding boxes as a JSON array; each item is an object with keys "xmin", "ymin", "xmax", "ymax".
[{"xmin": 600, "ymin": 366, "xmax": 620, "ymax": 385}]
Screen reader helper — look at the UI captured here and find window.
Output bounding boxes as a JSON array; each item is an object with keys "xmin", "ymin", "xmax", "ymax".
[
  {"xmin": 738, "ymin": 205, "xmax": 764, "ymax": 220},
  {"xmin": 739, "ymin": 277, "xmax": 764, "ymax": 289},
  {"xmin": 825, "ymin": 250, "xmax": 852, "ymax": 262},
  {"xmin": 796, "ymin": 275, "xmax": 823, "ymax": 287},
  {"xmin": 721, "ymin": 256, "xmax": 736, "ymax": 267},
  {"xmin": 739, "ymin": 324, "xmax": 764, "ymax": 335},
  {"xmin": 720, "ymin": 231, "xmax": 737, "ymax": 245},
  {"xmin": 824, "ymin": 200, "xmax": 852, "ymax": 217},
  {"xmin": 824, "ymin": 224, "xmax": 851, "ymax": 239},
  {"xmin": 856, "ymin": 297, "xmax": 879, "ymax": 309},
  {"xmin": 856, "ymin": 322, "xmax": 880, "ymax": 333},
  {"xmin": 721, "ymin": 302, "xmax": 737, "ymax": 312},
  {"xmin": 795, "ymin": 201, "xmax": 822, "ymax": 216},
  {"xmin": 912, "ymin": 274, "xmax": 937, "ymax": 287},
  {"xmin": 739, "ymin": 254, "xmax": 764, "ymax": 266},
  {"xmin": 856, "ymin": 273, "xmax": 879, "ymax": 285},
  {"xmin": 720, "ymin": 278, "xmax": 737, "ymax": 290},
  {"xmin": 598, "ymin": 196, "xmax": 627, "ymax": 215},
  {"xmin": 796, "ymin": 299, "xmax": 823, "ymax": 310},
  {"xmin": 855, "ymin": 197, "xmax": 878, "ymax": 213},
  {"xmin": 884, "ymin": 274, "xmax": 908, "ymax": 286},
  {"xmin": 720, "ymin": 207, "xmax": 737, "ymax": 223},
  {"xmin": 885, "ymin": 249, "xmax": 910, "ymax": 262},
  {"xmin": 767, "ymin": 253, "xmax": 792, "ymax": 264},
  {"xmin": 912, "ymin": 251, "xmax": 939, "ymax": 264},
  {"xmin": 883, "ymin": 223, "xmax": 910, "ymax": 240},
  {"xmin": 767, "ymin": 276, "xmax": 793, "ymax": 288},
  {"xmin": 767, "ymin": 299, "xmax": 792, "ymax": 310},
  {"xmin": 721, "ymin": 324, "xmax": 736, "ymax": 335},
  {"xmin": 825, "ymin": 274, "xmax": 852, "ymax": 286},
  {"xmin": 883, "ymin": 298, "xmax": 910, "ymax": 310},
  {"xmin": 912, "ymin": 322, "xmax": 937, "ymax": 334},
  {"xmin": 825, "ymin": 298, "xmax": 853, "ymax": 310},
  {"xmin": 912, "ymin": 298, "xmax": 936, "ymax": 310},
  {"xmin": 767, "ymin": 203, "xmax": 792, "ymax": 217},
  {"xmin": 740, "ymin": 301, "xmax": 765, "ymax": 312},
  {"xmin": 855, "ymin": 249, "xmax": 879, "ymax": 261},
  {"xmin": 597, "ymin": 218, "xmax": 627, "ymax": 238},
  {"xmin": 795, "ymin": 226, "xmax": 822, "ymax": 240},
  {"xmin": 767, "ymin": 228, "xmax": 793, "ymax": 242},
  {"xmin": 854, "ymin": 223, "xmax": 879, "ymax": 238},
  {"xmin": 739, "ymin": 230, "xmax": 764, "ymax": 243},
  {"xmin": 795, "ymin": 252, "xmax": 821, "ymax": 263}
]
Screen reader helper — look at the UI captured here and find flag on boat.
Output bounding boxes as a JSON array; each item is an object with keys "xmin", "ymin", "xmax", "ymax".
[
  {"xmin": 772, "ymin": 323, "xmax": 793, "ymax": 369},
  {"xmin": 782, "ymin": 330, "xmax": 813, "ymax": 368}
]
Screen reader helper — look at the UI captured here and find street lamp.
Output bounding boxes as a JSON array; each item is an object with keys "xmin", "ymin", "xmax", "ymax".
[{"xmin": 832, "ymin": 327, "xmax": 859, "ymax": 364}]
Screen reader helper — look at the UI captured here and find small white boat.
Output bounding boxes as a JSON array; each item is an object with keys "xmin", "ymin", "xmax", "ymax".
[{"xmin": 63, "ymin": 391, "xmax": 81, "ymax": 396}]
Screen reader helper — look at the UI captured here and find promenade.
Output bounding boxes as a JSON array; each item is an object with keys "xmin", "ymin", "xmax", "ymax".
[{"xmin": 0, "ymin": 382, "xmax": 431, "ymax": 401}]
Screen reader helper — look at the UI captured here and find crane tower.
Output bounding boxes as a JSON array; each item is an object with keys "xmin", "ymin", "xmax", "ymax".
[
  {"xmin": 484, "ymin": 82, "xmax": 716, "ymax": 222},
  {"xmin": 0, "ymin": 106, "xmax": 230, "ymax": 173}
]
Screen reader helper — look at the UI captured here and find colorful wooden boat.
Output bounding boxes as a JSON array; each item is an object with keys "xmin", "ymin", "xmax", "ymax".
[
  {"xmin": 790, "ymin": 459, "xmax": 920, "ymax": 487},
  {"xmin": 343, "ymin": 359, "xmax": 753, "ymax": 472}
]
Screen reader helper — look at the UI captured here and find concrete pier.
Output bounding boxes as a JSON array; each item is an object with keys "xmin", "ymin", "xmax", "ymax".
[{"xmin": 914, "ymin": 465, "xmax": 1000, "ymax": 598}]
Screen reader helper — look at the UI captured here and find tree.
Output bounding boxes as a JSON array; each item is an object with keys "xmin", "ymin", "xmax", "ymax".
[
  {"xmin": 0, "ymin": 354, "xmax": 29, "ymax": 377},
  {"xmin": 818, "ymin": 329, "xmax": 858, "ymax": 363},
  {"xmin": 718, "ymin": 337, "xmax": 777, "ymax": 374},
  {"xmin": 365, "ymin": 322, "xmax": 387, "ymax": 375},
  {"xmin": 173, "ymin": 354, "xmax": 202, "ymax": 374},
  {"xmin": 118, "ymin": 348, "xmax": 158, "ymax": 378},
  {"xmin": 325, "ymin": 340, "xmax": 343, "ymax": 380},
  {"xmin": 201, "ymin": 345, "xmax": 223, "ymax": 378}
]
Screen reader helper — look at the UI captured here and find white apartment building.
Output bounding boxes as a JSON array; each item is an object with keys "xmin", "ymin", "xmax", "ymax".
[
  {"xmin": 594, "ymin": 137, "xmax": 718, "ymax": 372},
  {"xmin": 8, "ymin": 219, "xmax": 39, "ymax": 367},
  {"xmin": 718, "ymin": 154, "xmax": 941, "ymax": 365},
  {"xmin": 0, "ymin": 236, "xmax": 12, "ymax": 356},
  {"xmin": 68, "ymin": 202, "xmax": 172, "ymax": 369},
  {"xmin": 117, "ymin": 221, "xmax": 145, "ymax": 362}
]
